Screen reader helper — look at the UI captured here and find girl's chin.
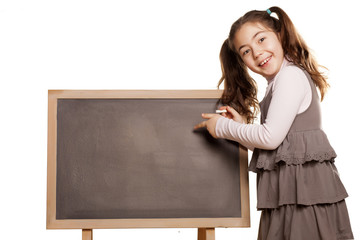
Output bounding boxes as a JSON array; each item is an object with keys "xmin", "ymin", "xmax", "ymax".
[
  {"xmin": 248, "ymin": 66, "xmax": 278, "ymax": 79},
  {"xmin": 260, "ymin": 68, "xmax": 279, "ymax": 80},
  {"xmin": 257, "ymin": 71, "xmax": 276, "ymax": 80}
]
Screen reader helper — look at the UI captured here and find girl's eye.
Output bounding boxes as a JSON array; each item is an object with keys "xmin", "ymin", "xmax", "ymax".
[
  {"xmin": 259, "ymin": 37, "xmax": 265, "ymax": 43},
  {"xmin": 243, "ymin": 49, "xmax": 250, "ymax": 56}
]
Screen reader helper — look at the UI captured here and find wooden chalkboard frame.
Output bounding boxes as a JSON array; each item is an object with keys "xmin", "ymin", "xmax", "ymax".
[{"xmin": 47, "ymin": 90, "xmax": 250, "ymax": 229}]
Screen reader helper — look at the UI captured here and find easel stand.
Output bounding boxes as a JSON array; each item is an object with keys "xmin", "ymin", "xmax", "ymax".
[
  {"xmin": 82, "ymin": 229, "xmax": 93, "ymax": 240},
  {"xmin": 82, "ymin": 228, "xmax": 216, "ymax": 240},
  {"xmin": 198, "ymin": 228, "xmax": 215, "ymax": 240}
]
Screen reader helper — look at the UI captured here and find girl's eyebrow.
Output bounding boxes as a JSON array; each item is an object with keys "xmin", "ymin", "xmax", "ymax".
[{"xmin": 238, "ymin": 30, "xmax": 266, "ymax": 53}]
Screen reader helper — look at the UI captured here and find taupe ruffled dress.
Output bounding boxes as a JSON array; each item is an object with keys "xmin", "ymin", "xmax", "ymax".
[{"xmin": 249, "ymin": 70, "xmax": 354, "ymax": 240}]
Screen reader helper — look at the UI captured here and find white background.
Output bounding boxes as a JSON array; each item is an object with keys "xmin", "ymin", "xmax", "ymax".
[{"xmin": 0, "ymin": 0, "xmax": 359, "ymax": 239}]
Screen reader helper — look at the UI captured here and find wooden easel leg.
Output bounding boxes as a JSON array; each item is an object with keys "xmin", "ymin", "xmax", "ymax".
[
  {"xmin": 82, "ymin": 229, "xmax": 93, "ymax": 240},
  {"xmin": 198, "ymin": 228, "xmax": 215, "ymax": 240}
]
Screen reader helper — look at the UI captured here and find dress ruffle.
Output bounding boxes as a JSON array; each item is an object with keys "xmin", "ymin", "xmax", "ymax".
[
  {"xmin": 256, "ymin": 161, "xmax": 348, "ymax": 209},
  {"xmin": 258, "ymin": 200, "xmax": 354, "ymax": 240},
  {"xmin": 249, "ymin": 129, "xmax": 337, "ymax": 172},
  {"xmin": 248, "ymin": 128, "xmax": 348, "ymax": 209}
]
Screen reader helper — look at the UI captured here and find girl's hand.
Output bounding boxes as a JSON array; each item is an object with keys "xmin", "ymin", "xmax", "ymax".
[
  {"xmin": 220, "ymin": 106, "xmax": 246, "ymax": 123},
  {"xmin": 194, "ymin": 113, "xmax": 221, "ymax": 138}
]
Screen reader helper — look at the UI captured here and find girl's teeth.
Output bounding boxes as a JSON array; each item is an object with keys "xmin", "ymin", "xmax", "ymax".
[{"xmin": 260, "ymin": 57, "xmax": 270, "ymax": 66}]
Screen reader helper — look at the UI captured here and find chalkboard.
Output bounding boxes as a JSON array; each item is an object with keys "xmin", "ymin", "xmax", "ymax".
[{"xmin": 47, "ymin": 90, "xmax": 249, "ymax": 229}]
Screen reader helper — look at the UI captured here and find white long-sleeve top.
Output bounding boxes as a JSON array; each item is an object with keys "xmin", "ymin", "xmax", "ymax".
[{"xmin": 215, "ymin": 58, "xmax": 312, "ymax": 151}]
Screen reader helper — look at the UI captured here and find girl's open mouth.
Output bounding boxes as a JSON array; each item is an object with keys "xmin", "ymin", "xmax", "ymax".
[{"xmin": 259, "ymin": 56, "xmax": 272, "ymax": 67}]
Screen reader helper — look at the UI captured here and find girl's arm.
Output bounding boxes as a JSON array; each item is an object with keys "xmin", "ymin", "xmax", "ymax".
[
  {"xmin": 215, "ymin": 66, "xmax": 311, "ymax": 150},
  {"xmin": 219, "ymin": 106, "xmax": 256, "ymax": 151}
]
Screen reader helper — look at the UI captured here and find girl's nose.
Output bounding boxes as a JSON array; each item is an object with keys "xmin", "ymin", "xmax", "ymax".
[{"xmin": 253, "ymin": 48, "xmax": 263, "ymax": 59}]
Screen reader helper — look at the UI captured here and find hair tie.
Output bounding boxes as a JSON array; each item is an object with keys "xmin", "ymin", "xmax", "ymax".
[{"xmin": 266, "ymin": 9, "xmax": 272, "ymax": 15}]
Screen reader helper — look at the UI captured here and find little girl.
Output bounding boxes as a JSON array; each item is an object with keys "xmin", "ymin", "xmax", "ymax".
[{"xmin": 195, "ymin": 6, "xmax": 353, "ymax": 240}]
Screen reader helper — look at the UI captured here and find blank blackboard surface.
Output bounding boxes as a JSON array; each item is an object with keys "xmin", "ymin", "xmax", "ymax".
[{"xmin": 47, "ymin": 90, "xmax": 250, "ymax": 229}]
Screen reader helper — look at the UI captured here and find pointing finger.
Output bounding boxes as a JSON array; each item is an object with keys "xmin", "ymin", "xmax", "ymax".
[
  {"xmin": 201, "ymin": 113, "xmax": 218, "ymax": 119},
  {"xmin": 194, "ymin": 121, "xmax": 207, "ymax": 130}
]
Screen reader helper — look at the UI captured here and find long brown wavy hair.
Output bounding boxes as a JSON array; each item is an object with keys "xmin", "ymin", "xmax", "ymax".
[{"xmin": 218, "ymin": 6, "xmax": 329, "ymax": 123}]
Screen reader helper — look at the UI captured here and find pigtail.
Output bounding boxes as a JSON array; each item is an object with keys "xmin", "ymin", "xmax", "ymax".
[
  {"xmin": 269, "ymin": 6, "xmax": 330, "ymax": 100},
  {"xmin": 218, "ymin": 39, "xmax": 259, "ymax": 124}
]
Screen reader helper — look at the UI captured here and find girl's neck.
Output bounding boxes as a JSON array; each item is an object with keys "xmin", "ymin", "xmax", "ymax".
[{"xmin": 266, "ymin": 57, "xmax": 288, "ymax": 84}]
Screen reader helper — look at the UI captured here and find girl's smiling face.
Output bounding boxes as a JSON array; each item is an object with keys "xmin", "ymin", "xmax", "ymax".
[{"xmin": 233, "ymin": 22, "xmax": 284, "ymax": 80}]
